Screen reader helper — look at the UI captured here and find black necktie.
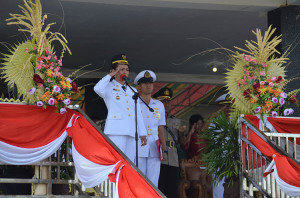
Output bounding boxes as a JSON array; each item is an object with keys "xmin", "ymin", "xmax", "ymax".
[{"xmin": 122, "ymin": 85, "xmax": 126, "ymax": 91}]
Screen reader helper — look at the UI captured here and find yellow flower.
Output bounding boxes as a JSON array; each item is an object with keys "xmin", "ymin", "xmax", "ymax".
[
  {"xmin": 66, "ymin": 81, "xmax": 72, "ymax": 90},
  {"xmin": 265, "ymin": 100, "xmax": 273, "ymax": 109},
  {"xmin": 46, "ymin": 69, "xmax": 54, "ymax": 77},
  {"xmin": 258, "ymin": 87, "xmax": 267, "ymax": 95}
]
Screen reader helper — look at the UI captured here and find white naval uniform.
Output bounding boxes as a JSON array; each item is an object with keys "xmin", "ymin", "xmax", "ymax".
[
  {"xmin": 138, "ymin": 98, "xmax": 166, "ymax": 187},
  {"xmin": 94, "ymin": 74, "xmax": 147, "ymax": 163}
]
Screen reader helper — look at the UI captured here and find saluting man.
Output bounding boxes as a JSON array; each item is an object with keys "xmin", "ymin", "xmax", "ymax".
[
  {"xmin": 134, "ymin": 70, "xmax": 167, "ymax": 187},
  {"xmin": 93, "ymin": 54, "xmax": 147, "ymax": 163}
]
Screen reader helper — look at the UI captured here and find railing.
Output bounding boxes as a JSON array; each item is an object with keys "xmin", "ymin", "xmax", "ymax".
[{"xmin": 239, "ymin": 116, "xmax": 300, "ymax": 198}]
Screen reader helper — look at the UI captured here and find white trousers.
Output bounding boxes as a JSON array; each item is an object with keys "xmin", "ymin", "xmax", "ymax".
[
  {"xmin": 138, "ymin": 156, "xmax": 161, "ymax": 187},
  {"xmin": 107, "ymin": 135, "xmax": 136, "ymax": 163},
  {"xmin": 213, "ymin": 176, "xmax": 225, "ymax": 198}
]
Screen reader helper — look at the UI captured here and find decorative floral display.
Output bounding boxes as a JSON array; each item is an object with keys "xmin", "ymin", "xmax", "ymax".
[
  {"xmin": 226, "ymin": 26, "xmax": 299, "ymax": 117},
  {"xmin": 26, "ymin": 47, "xmax": 78, "ymax": 113},
  {"xmin": 236, "ymin": 53, "xmax": 298, "ymax": 117}
]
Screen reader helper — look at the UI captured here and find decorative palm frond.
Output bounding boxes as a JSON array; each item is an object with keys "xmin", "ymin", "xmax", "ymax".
[
  {"xmin": 6, "ymin": 0, "xmax": 71, "ymax": 57},
  {"xmin": 1, "ymin": 40, "xmax": 36, "ymax": 103}
]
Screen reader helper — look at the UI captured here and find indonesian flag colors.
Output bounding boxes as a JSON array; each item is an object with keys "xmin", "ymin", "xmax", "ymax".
[
  {"xmin": 244, "ymin": 115, "xmax": 300, "ymax": 197},
  {"xmin": 0, "ymin": 103, "xmax": 161, "ymax": 198}
]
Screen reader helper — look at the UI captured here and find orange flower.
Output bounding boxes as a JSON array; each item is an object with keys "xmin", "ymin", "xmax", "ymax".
[
  {"xmin": 46, "ymin": 69, "xmax": 54, "ymax": 77},
  {"xmin": 273, "ymin": 88, "xmax": 282, "ymax": 97},
  {"xmin": 66, "ymin": 81, "xmax": 72, "ymax": 90},
  {"xmin": 250, "ymin": 98, "xmax": 256, "ymax": 104},
  {"xmin": 258, "ymin": 87, "xmax": 267, "ymax": 95},
  {"xmin": 56, "ymin": 93, "xmax": 65, "ymax": 101},
  {"xmin": 265, "ymin": 100, "xmax": 273, "ymax": 109},
  {"xmin": 40, "ymin": 94, "xmax": 49, "ymax": 102},
  {"xmin": 266, "ymin": 86, "xmax": 273, "ymax": 93},
  {"xmin": 266, "ymin": 79, "xmax": 272, "ymax": 83}
]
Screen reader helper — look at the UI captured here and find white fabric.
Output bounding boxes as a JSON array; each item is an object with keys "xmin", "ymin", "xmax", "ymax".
[
  {"xmin": 72, "ymin": 142, "xmax": 117, "ymax": 188},
  {"xmin": 0, "ymin": 114, "xmax": 76, "ymax": 165},
  {"xmin": 138, "ymin": 98, "xmax": 166, "ymax": 158},
  {"xmin": 138, "ymin": 156, "xmax": 161, "ymax": 187},
  {"xmin": 134, "ymin": 70, "xmax": 156, "ymax": 85},
  {"xmin": 264, "ymin": 157, "xmax": 300, "ymax": 197},
  {"xmin": 213, "ymin": 175, "xmax": 225, "ymax": 198},
  {"xmin": 0, "ymin": 131, "xmax": 67, "ymax": 165}
]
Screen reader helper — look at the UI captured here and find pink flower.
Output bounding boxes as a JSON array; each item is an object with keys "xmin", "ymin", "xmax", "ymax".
[
  {"xmin": 284, "ymin": 109, "xmax": 291, "ymax": 116},
  {"xmin": 63, "ymin": 98, "xmax": 71, "ymax": 105},
  {"xmin": 24, "ymin": 48, "xmax": 28, "ymax": 53},
  {"xmin": 272, "ymin": 97, "xmax": 278, "ymax": 103},
  {"xmin": 280, "ymin": 92, "xmax": 287, "ymax": 98},
  {"xmin": 252, "ymin": 76, "xmax": 257, "ymax": 80},
  {"xmin": 245, "ymin": 56, "xmax": 252, "ymax": 62},
  {"xmin": 260, "ymin": 71, "xmax": 265, "ymax": 76},
  {"xmin": 289, "ymin": 108, "xmax": 294, "ymax": 115},
  {"xmin": 260, "ymin": 81, "xmax": 265, "ymax": 86},
  {"xmin": 262, "ymin": 62, "xmax": 267, "ymax": 67},
  {"xmin": 269, "ymin": 82, "xmax": 274, "ymax": 87},
  {"xmin": 279, "ymin": 98, "xmax": 285, "ymax": 105},
  {"xmin": 252, "ymin": 60, "xmax": 258, "ymax": 64},
  {"xmin": 37, "ymin": 101, "xmax": 43, "ymax": 107},
  {"xmin": 254, "ymin": 106, "xmax": 261, "ymax": 113},
  {"xmin": 60, "ymin": 108, "xmax": 67, "ymax": 114},
  {"xmin": 36, "ymin": 63, "xmax": 42, "ymax": 70},
  {"xmin": 271, "ymin": 111, "xmax": 278, "ymax": 117},
  {"xmin": 48, "ymin": 98, "xmax": 55, "ymax": 105},
  {"xmin": 45, "ymin": 87, "xmax": 50, "ymax": 91},
  {"xmin": 28, "ymin": 87, "xmax": 36, "ymax": 95},
  {"xmin": 271, "ymin": 76, "xmax": 277, "ymax": 81},
  {"xmin": 33, "ymin": 47, "xmax": 37, "ymax": 50},
  {"xmin": 53, "ymin": 85, "xmax": 61, "ymax": 93},
  {"xmin": 58, "ymin": 60, "xmax": 63, "ymax": 66},
  {"xmin": 66, "ymin": 78, "xmax": 72, "ymax": 83}
]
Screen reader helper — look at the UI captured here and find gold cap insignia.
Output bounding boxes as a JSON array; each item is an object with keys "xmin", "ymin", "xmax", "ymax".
[
  {"xmin": 122, "ymin": 55, "xmax": 126, "ymax": 60},
  {"xmin": 144, "ymin": 71, "xmax": 151, "ymax": 78},
  {"xmin": 164, "ymin": 89, "xmax": 170, "ymax": 96}
]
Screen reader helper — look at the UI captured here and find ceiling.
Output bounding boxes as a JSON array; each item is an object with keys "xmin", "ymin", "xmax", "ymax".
[{"xmin": 2, "ymin": 0, "xmax": 300, "ymax": 85}]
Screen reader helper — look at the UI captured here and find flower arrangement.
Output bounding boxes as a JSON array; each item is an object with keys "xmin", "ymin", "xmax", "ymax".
[
  {"xmin": 0, "ymin": 0, "xmax": 78, "ymax": 114},
  {"xmin": 27, "ymin": 47, "xmax": 78, "ymax": 113},
  {"xmin": 237, "ymin": 53, "xmax": 297, "ymax": 117},
  {"xmin": 226, "ymin": 26, "xmax": 299, "ymax": 117}
]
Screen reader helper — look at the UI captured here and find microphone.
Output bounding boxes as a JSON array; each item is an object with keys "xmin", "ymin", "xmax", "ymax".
[{"xmin": 120, "ymin": 74, "xmax": 133, "ymax": 82}]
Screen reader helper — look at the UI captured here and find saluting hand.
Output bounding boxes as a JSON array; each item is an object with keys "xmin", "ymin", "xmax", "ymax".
[{"xmin": 140, "ymin": 136, "xmax": 147, "ymax": 146}]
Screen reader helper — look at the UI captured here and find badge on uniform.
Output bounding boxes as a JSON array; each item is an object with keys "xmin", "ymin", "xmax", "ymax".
[
  {"xmin": 147, "ymin": 129, "xmax": 152, "ymax": 136},
  {"xmin": 116, "ymin": 96, "xmax": 120, "ymax": 100}
]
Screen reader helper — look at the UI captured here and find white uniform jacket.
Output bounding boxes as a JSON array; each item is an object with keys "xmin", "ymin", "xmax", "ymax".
[
  {"xmin": 138, "ymin": 98, "xmax": 166, "ymax": 158},
  {"xmin": 94, "ymin": 74, "xmax": 147, "ymax": 137}
]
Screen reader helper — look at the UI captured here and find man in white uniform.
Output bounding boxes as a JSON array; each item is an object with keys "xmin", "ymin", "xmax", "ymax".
[
  {"xmin": 134, "ymin": 70, "xmax": 167, "ymax": 187},
  {"xmin": 94, "ymin": 54, "xmax": 147, "ymax": 163}
]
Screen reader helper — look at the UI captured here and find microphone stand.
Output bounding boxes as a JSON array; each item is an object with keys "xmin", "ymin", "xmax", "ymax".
[{"xmin": 124, "ymin": 80, "xmax": 153, "ymax": 168}]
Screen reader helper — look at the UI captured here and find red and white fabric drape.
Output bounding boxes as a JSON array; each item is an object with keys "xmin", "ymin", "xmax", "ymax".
[
  {"xmin": 243, "ymin": 115, "xmax": 300, "ymax": 197},
  {"xmin": 0, "ymin": 103, "xmax": 161, "ymax": 198}
]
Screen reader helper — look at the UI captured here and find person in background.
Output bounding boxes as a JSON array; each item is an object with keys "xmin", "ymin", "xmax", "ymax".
[
  {"xmin": 180, "ymin": 114, "xmax": 207, "ymax": 160},
  {"xmin": 154, "ymin": 88, "xmax": 181, "ymax": 198},
  {"xmin": 134, "ymin": 70, "xmax": 167, "ymax": 187},
  {"xmin": 93, "ymin": 53, "xmax": 147, "ymax": 163}
]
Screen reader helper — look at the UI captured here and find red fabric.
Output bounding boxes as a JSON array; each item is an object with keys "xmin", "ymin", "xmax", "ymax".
[
  {"xmin": 182, "ymin": 133, "xmax": 207, "ymax": 159},
  {"xmin": 0, "ymin": 104, "xmax": 161, "ymax": 197},
  {"xmin": 66, "ymin": 114, "xmax": 161, "ymax": 197},
  {"xmin": 243, "ymin": 115, "xmax": 300, "ymax": 188},
  {"xmin": 267, "ymin": 117, "xmax": 300, "ymax": 145},
  {"xmin": 0, "ymin": 104, "xmax": 76, "ymax": 148}
]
